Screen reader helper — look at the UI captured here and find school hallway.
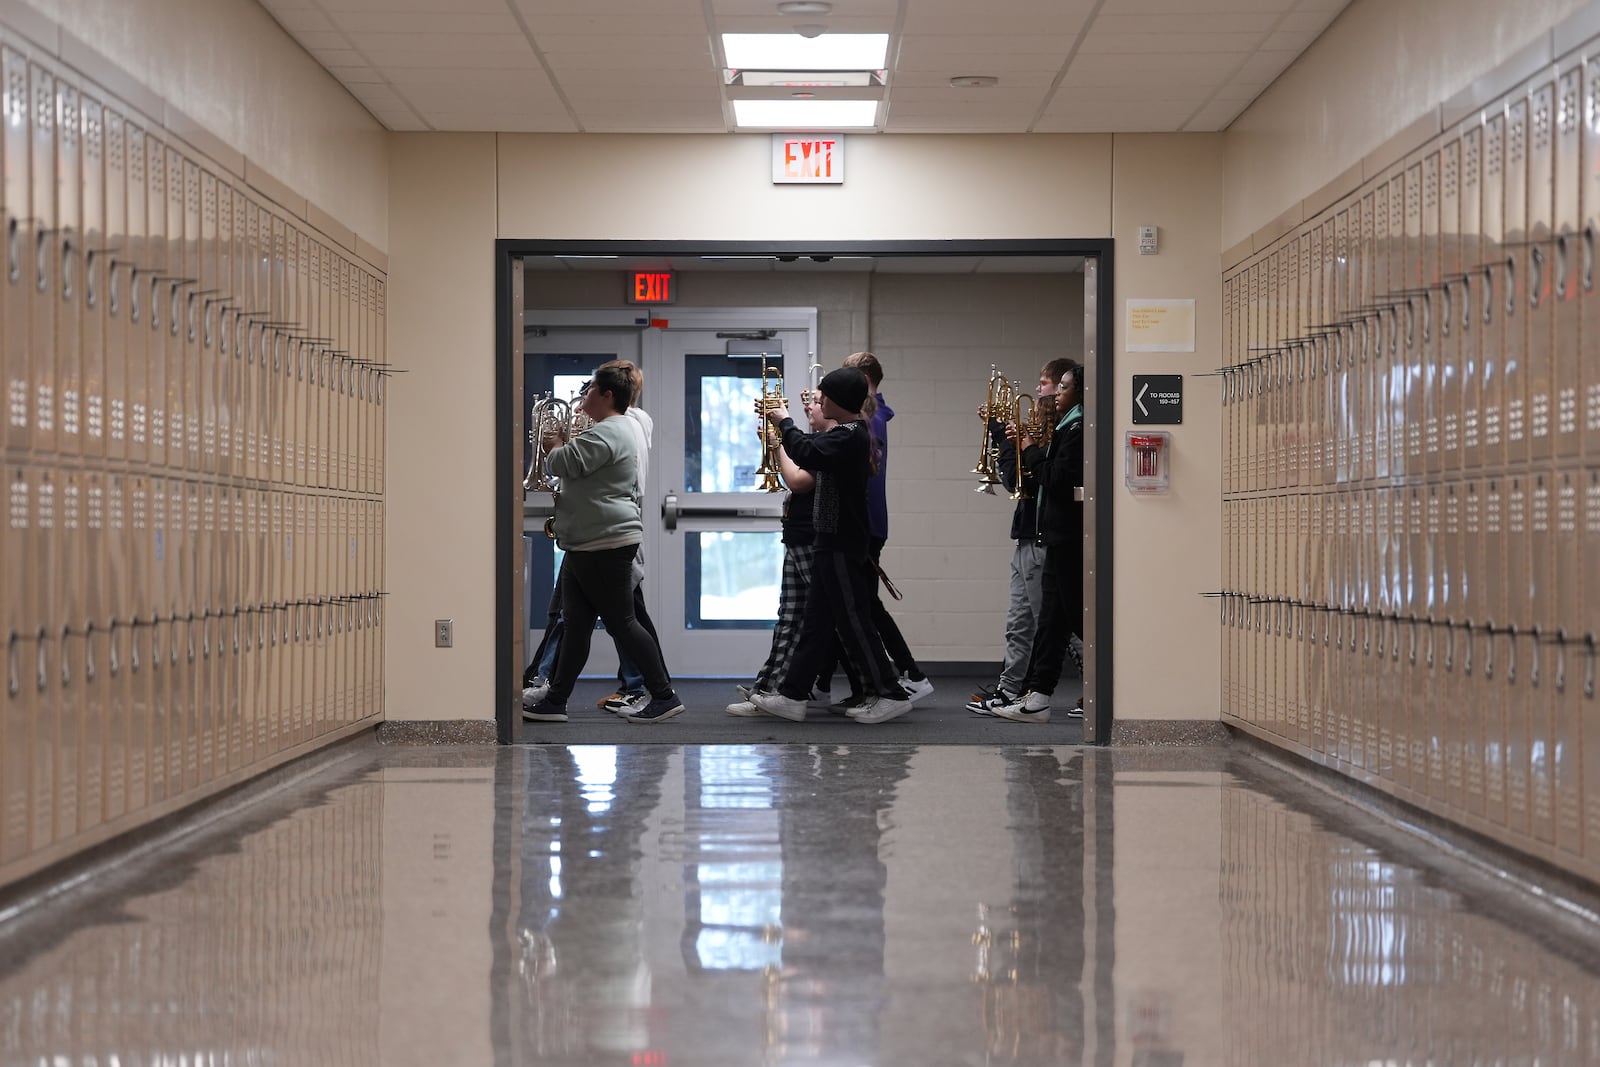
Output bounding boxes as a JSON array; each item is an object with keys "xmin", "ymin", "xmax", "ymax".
[{"xmin": 2, "ymin": 736, "xmax": 1597, "ymax": 1066}]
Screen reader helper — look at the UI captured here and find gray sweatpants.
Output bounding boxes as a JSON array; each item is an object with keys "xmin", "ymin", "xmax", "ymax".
[{"xmin": 998, "ymin": 540, "xmax": 1046, "ymax": 696}]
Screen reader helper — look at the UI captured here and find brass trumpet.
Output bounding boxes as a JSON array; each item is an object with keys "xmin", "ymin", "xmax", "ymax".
[
  {"xmin": 973, "ymin": 366, "xmax": 1013, "ymax": 494},
  {"xmin": 1009, "ymin": 393, "xmax": 1055, "ymax": 500},
  {"xmin": 754, "ymin": 354, "xmax": 785, "ymax": 492}
]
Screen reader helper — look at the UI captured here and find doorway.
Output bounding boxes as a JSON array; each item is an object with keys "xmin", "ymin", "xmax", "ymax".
[{"xmin": 496, "ymin": 240, "xmax": 1115, "ymax": 742}]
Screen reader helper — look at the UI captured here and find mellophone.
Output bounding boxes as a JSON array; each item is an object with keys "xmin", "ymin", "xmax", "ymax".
[
  {"xmin": 524, "ymin": 388, "xmax": 595, "ymax": 539},
  {"xmin": 973, "ymin": 365, "xmax": 1054, "ymax": 497}
]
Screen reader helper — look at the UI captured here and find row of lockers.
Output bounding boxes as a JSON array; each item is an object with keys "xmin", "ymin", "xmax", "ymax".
[
  {"xmin": 1222, "ymin": 790, "xmax": 1600, "ymax": 1064},
  {"xmin": 1222, "ymin": 55, "xmax": 1600, "ymax": 494},
  {"xmin": 2, "ymin": 44, "xmax": 387, "ymax": 494},
  {"xmin": 1222, "ymin": 467, "xmax": 1598, "ymax": 638},
  {"xmin": 1, "ymin": 463, "xmax": 385, "ymax": 864}
]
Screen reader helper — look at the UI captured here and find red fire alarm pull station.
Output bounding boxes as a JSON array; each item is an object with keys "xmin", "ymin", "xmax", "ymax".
[
  {"xmin": 1125, "ymin": 431, "xmax": 1171, "ymax": 493},
  {"xmin": 627, "ymin": 271, "xmax": 676, "ymax": 305}
]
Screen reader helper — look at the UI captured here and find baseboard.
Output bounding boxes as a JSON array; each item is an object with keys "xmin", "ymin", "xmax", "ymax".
[
  {"xmin": 376, "ymin": 720, "xmax": 498, "ymax": 745},
  {"xmin": 1109, "ymin": 720, "xmax": 1231, "ymax": 746}
]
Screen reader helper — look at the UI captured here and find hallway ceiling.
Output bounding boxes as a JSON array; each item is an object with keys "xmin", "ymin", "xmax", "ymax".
[{"xmin": 256, "ymin": 0, "xmax": 1351, "ymax": 134}]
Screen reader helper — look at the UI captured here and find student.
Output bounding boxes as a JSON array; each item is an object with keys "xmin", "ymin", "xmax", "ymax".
[
  {"xmin": 521, "ymin": 365, "xmax": 685, "ymax": 724},
  {"xmin": 726, "ymin": 392, "xmax": 832, "ymax": 716},
  {"xmin": 968, "ymin": 358, "xmax": 1077, "ymax": 715},
  {"xmin": 994, "ymin": 360, "xmax": 1086, "ymax": 724},
  {"xmin": 749, "ymin": 368, "xmax": 913, "ymax": 725}
]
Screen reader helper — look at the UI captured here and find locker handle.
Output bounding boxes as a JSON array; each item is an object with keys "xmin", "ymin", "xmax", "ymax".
[
  {"xmin": 1482, "ymin": 266, "xmax": 1494, "ymax": 325},
  {"xmin": 1425, "ymin": 620, "xmax": 1435, "ymax": 668},
  {"xmin": 1404, "ymin": 297, "xmax": 1416, "ymax": 348},
  {"xmin": 5, "ymin": 216, "xmax": 17, "ymax": 283},
  {"xmin": 1408, "ymin": 617, "xmax": 1418, "ymax": 665},
  {"xmin": 108, "ymin": 618, "xmax": 120, "ymax": 677},
  {"xmin": 130, "ymin": 616, "xmax": 141, "ymax": 673},
  {"xmin": 1529, "ymin": 246, "xmax": 1545, "ymax": 310},
  {"xmin": 1505, "ymin": 624, "xmax": 1517, "ymax": 684},
  {"xmin": 1584, "ymin": 225, "xmax": 1595, "ymax": 292},
  {"xmin": 1556, "ymin": 235, "xmax": 1570, "ymax": 301},
  {"xmin": 1529, "ymin": 627, "xmax": 1540, "ymax": 688},
  {"xmin": 1444, "ymin": 623, "xmax": 1455, "ymax": 672},
  {"xmin": 85, "ymin": 248, "xmax": 96, "ymax": 308},
  {"xmin": 6, "ymin": 631, "xmax": 16, "ymax": 698},
  {"xmin": 60, "ymin": 236, "xmax": 72, "ymax": 301},
  {"xmin": 1483, "ymin": 623, "xmax": 1495, "ymax": 680},
  {"xmin": 1440, "ymin": 280, "xmax": 1452, "ymax": 338},
  {"xmin": 1420, "ymin": 292, "xmax": 1431, "ymax": 343},
  {"xmin": 35, "ymin": 229, "xmax": 48, "ymax": 292},
  {"xmin": 57, "ymin": 624, "xmax": 69, "ymax": 688},
  {"xmin": 1461, "ymin": 273, "xmax": 1471, "ymax": 331},
  {"xmin": 1463, "ymin": 622, "xmax": 1474, "ymax": 674},
  {"xmin": 1585, "ymin": 635, "xmax": 1596, "ymax": 699},
  {"xmin": 35, "ymin": 628, "xmax": 46, "ymax": 692},
  {"xmin": 108, "ymin": 258, "xmax": 122, "ymax": 315},
  {"xmin": 83, "ymin": 623, "xmax": 94, "ymax": 683},
  {"xmin": 1504, "ymin": 256, "xmax": 1516, "ymax": 318},
  {"xmin": 201, "ymin": 613, "xmax": 210, "ymax": 659}
]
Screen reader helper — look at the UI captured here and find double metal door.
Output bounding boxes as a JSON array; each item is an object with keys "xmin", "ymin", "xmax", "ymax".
[{"xmin": 523, "ymin": 308, "xmax": 816, "ymax": 678}]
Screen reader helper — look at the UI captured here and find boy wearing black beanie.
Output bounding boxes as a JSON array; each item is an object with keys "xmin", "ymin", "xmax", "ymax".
[{"xmin": 749, "ymin": 367, "xmax": 913, "ymax": 725}]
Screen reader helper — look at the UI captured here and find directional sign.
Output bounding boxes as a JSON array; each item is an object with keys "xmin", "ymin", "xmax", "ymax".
[{"xmin": 1131, "ymin": 374, "xmax": 1183, "ymax": 425}]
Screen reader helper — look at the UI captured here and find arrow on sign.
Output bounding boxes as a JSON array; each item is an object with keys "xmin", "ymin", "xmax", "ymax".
[{"xmin": 1136, "ymin": 381, "xmax": 1150, "ymax": 417}]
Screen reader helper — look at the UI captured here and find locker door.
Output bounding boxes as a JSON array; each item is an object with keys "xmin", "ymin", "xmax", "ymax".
[
  {"xmin": 1501, "ymin": 478, "xmax": 1534, "ymax": 839},
  {"xmin": 1583, "ymin": 469, "xmax": 1600, "ymax": 857},
  {"xmin": 1483, "ymin": 110, "xmax": 1508, "ymax": 465},
  {"xmin": 2, "ymin": 48, "xmax": 30, "ymax": 457},
  {"xmin": 1550, "ymin": 469, "xmax": 1582, "ymax": 855},
  {"xmin": 103, "ymin": 107, "xmax": 127, "ymax": 467},
  {"xmin": 59, "ymin": 475, "xmax": 86, "ymax": 834},
  {"xmin": 163, "ymin": 147, "xmax": 185, "ymax": 471},
  {"xmin": 215, "ymin": 180, "xmax": 235, "ymax": 480},
  {"xmin": 145, "ymin": 141, "xmax": 169, "ymax": 467},
  {"xmin": 1528, "ymin": 474, "xmax": 1556, "ymax": 845},
  {"xmin": 199, "ymin": 170, "xmax": 218, "ymax": 477},
  {"xmin": 1527, "ymin": 79, "xmax": 1556, "ymax": 463},
  {"xmin": 55, "ymin": 81, "xmax": 82, "ymax": 461},
  {"xmin": 1585, "ymin": 58, "xmax": 1600, "ymax": 463},
  {"xmin": 81, "ymin": 94, "xmax": 105, "ymax": 465},
  {"xmin": 1372, "ymin": 181, "xmax": 1393, "ymax": 481},
  {"xmin": 29, "ymin": 63, "xmax": 58, "ymax": 459},
  {"xmin": 1421, "ymin": 149, "xmax": 1443, "ymax": 476},
  {"xmin": 126, "ymin": 476, "xmax": 149, "ymax": 814},
  {"xmin": 1439, "ymin": 139, "xmax": 1462, "ymax": 471},
  {"xmin": 1467, "ymin": 480, "xmax": 1502, "ymax": 826},
  {"xmin": 3, "ymin": 467, "xmax": 30, "ymax": 862},
  {"xmin": 146, "ymin": 476, "xmax": 168, "ymax": 803},
  {"xmin": 30, "ymin": 468, "xmax": 56, "ymax": 848},
  {"xmin": 197, "ymin": 482, "xmax": 215, "ymax": 785},
  {"xmin": 124, "ymin": 122, "xmax": 150, "ymax": 468},
  {"xmin": 180, "ymin": 157, "xmax": 201, "ymax": 473},
  {"xmin": 80, "ymin": 474, "xmax": 105, "ymax": 834},
  {"xmin": 1457, "ymin": 482, "xmax": 1484, "ymax": 819},
  {"xmin": 1402, "ymin": 161, "xmax": 1426, "ymax": 478},
  {"xmin": 1553, "ymin": 67, "xmax": 1584, "ymax": 464},
  {"xmin": 104, "ymin": 474, "xmax": 126, "ymax": 822},
  {"xmin": 1504, "ymin": 97, "xmax": 1531, "ymax": 468},
  {"xmin": 1460, "ymin": 121, "xmax": 1485, "ymax": 472},
  {"xmin": 1443, "ymin": 483, "xmax": 1476, "ymax": 815}
]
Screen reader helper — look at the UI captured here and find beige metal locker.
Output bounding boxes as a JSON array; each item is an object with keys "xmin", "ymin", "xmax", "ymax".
[
  {"xmin": 1529, "ymin": 474, "xmax": 1558, "ymax": 845},
  {"xmin": 1440, "ymin": 139, "xmax": 1463, "ymax": 471},
  {"xmin": 1483, "ymin": 109, "xmax": 1508, "ymax": 464},
  {"xmin": 181, "ymin": 157, "xmax": 201, "ymax": 474},
  {"xmin": 103, "ymin": 473, "xmax": 126, "ymax": 822},
  {"xmin": 1460, "ymin": 120, "xmax": 1486, "ymax": 473},
  {"xmin": 29, "ymin": 64, "xmax": 57, "ymax": 458},
  {"xmin": 1583, "ymin": 58, "xmax": 1600, "ymax": 465},
  {"xmin": 3, "ymin": 467, "xmax": 29, "ymax": 862},
  {"xmin": 1553, "ymin": 67, "xmax": 1583, "ymax": 464},
  {"xmin": 198, "ymin": 169, "xmax": 218, "ymax": 478},
  {"xmin": 145, "ymin": 141, "xmax": 169, "ymax": 466},
  {"xmin": 103, "ymin": 106, "xmax": 127, "ymax": 468},
  {"xmin": 126, "ymin": 475, "xmax": 149, "ymax": 813},
  {"xmin": 1505, "ymin": 97, "xmax": 1532, "ymax": 468},
  {"xmin": 2, "ymin": 47, "xmax": 30, "ymax": 458},
  {"xmin": 80, "ymin": 93, "xmax": 105, "ymax": 465},
  {"xmin": 80, "ymin": 474, "xmax": 104, "ymax": 835},
  {"xmin": 1422, "ymin": 149, "xmax": 1443, "ymax": 477},
  {"xmin": 1583, "ymin": 469, "xmax": 1600, "ymax": 857},
  {"xmin": 30, "ymin": 467, "xmax": 55, "ymax": 849},
  {"xmin": 163, "ymin": 147, "xmax": 185, "ymax": 472},
  {"xmin": 1529, "ymin": 79, "xmax": 1557, "ymax": 464},
  {"xmin": 125, "ymin": 122, "xmax": 150, "ymax": 468}
]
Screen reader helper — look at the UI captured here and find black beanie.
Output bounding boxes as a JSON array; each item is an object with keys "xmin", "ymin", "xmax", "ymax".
[{"xmin": 818, "ymin": 367, "xmax": 869, "ymax": 414}]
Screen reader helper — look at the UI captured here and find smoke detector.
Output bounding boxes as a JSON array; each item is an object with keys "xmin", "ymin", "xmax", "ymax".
[{"xmin": 950, "ymin": 75, "xmax": 999, "ymax": 88}]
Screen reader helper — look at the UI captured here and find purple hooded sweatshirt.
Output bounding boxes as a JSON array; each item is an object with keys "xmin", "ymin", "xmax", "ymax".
[{"xmin": 866, "ymin": 392, "xmax": 893, "ymax": 541}]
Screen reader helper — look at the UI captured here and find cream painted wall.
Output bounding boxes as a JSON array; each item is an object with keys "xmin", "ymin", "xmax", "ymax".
[
  {"xmin": 1223, "ymin": 0, "xmax": 1590, "ymax": 249},
  {"xmin": 10, "ymin": 0, "xmax": 388, "ymax": 247},
  {"xmin": 498, "ymin": 133, "xmax": 1113, "ymax": 241},
  {"xmin": 1111, "ymin": 135, "xmax": 1224, "ymax": 720},
  {"xmin": 387, "ymin": 134, "xmax": 498, "ymax": 724},
  {"xmin": 387, "ymin": 132, "xmax": 1228, "ymax": 723}
]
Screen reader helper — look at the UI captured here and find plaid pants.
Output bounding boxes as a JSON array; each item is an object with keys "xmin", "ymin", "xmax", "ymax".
[{"xmin": 753, "ymin": 542, "xmax": 814, "ymax": 692}]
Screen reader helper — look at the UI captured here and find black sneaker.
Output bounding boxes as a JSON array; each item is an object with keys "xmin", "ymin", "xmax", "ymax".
[
  {"xmin": 522, "ymin": 699, "xmax": 568, "ymax": 723},
  {"xmin": 1066, "ymin": 698, "xmax": 1085, "ymax": 720},
  {"xmin": 829, "ymin": 695, "xmax": 868, "ymax": 717},
  {"xmin": 965, "ymin": 685, "xmax": 996, "ymax": 713},
  {"xmin": 626, "ymin": 692, "xmax": 685, "ymax": 723}
]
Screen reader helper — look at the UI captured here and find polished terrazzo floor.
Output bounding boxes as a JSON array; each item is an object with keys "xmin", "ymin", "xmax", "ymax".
[{"xmin": 4, "ymin": 738, "xmax": 1600, "ymax": 1065}]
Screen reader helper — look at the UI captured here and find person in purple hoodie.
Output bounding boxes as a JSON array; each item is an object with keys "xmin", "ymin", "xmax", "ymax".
[{"xmin": 840, "ymin": 351, "xmax": 932, "ymax": 705}]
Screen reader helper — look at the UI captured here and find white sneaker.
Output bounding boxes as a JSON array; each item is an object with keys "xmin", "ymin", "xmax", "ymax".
[
  {"xmin": 522, "ymin": 681, "xmax": 550, "ymax": 706},
  {"xmin": 750, "ymin": 690, "xmax": 807, "ymax": 722},
  {"xmin": 899, "ymin": 675, "xmax": 934, "ymax": 704},
  {"xmin": 725, "ymin": 700, "xmax": 761, "ymax": 716},
  {"xmin": 993, "ymin": 691, "xmax": 1051, "ymax": 723},
  {"xmin": 854, "ymin": 694, "xmax": 913, "ymax": 724},
  {"xmin": 735, "ymin": 684, "xmax": 752, "ymax": 700}
]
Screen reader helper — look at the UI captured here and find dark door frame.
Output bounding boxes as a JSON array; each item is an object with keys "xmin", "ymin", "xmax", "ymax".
[{"xmin": 494, "ymin": 238, "xmax": 1116, "ymax": 743}]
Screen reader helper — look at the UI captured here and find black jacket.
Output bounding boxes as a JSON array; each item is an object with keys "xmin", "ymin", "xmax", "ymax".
[
  {"xmin": 1020, "ymin": 412, "xmax": 1083, "ymax": 547},
  {"xmin": 778, "ymin": 417, "xmax": 872, "ymax": 558},
  {"xmin": 989, "ymin": 418, "xmax": 1038, "ymax": 542}
]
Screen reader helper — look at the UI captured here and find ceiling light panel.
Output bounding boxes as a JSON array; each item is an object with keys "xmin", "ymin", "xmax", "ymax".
[
  {"xmin": 722, "ymin": 33, "xmax": 888, "ymax": 70},
  {"xmin": 732, "ymin": 99, "xmax": 878, "ymax": 126}
]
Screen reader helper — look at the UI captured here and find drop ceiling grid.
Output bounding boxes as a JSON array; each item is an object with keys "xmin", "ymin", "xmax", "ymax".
[{"xmin": 255, "ymin": 0, "xmax": 1351, "ymax": 134}]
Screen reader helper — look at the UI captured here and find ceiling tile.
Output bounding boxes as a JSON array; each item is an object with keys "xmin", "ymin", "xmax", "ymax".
[
  {"xmin": 343, "ymin": 31, "xmax": 537, "ymax": 54},
  {"xmin": 1183, "ymin": 99, "xmax": 1250, "ymax": 130},
  {"xmin": 1233, "ymin": 49, "xmax": 1300, "ymax": 82},
  {"xmin": 1080, "ymin": 32, "xmax": 1264, "ymax": 53},
  {"xmin": 902, "ymin": 14, "xmax": 1092, "ymax": 35},
  {"xmin": 264, "ymin": 8, "xmax": 336, "ymax": 33},
  {"xmin": 1262, "ymin": 28, "xmax": 1321, "ymax": 50},
  {"xmin": 521, "ymin": 14, "xmax": 712, "ymax": 36},
  {"xmin": 1063, "ymin": 51, "xmax": 1245, "ymax": 85},
  {"xmin": 537, "ymin": 35, "xmax": 712, "ymax": 57},
  {"xmin": 1098, "ymin": 0, "xmax": 1298, "ymax": 12},
  {"xmin": 322, "ymin": 0, "xmax": 507, "ymax": 10},
  {"xmin": 1089, "ymin": 13, "xmax": 1278, "ymax": 33},
  {"xmin": 891, "ymin": 71, "xmax": 1056, "ymax": 89},
  {"xmin": 329, "ymin": 11, "xmax": 522, "ymax": 33}
]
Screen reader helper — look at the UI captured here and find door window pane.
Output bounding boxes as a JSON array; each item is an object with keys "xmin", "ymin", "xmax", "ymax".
[
  {"xmin": 686, "ymin": 531, "xmax": 781, "ymax": 628},
  {"xmin": 685, "ymin": 353, "xmax": 775, "ymax": 493}
]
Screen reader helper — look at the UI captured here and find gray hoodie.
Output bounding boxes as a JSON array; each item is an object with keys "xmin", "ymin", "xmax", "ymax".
[{"xmin": 547, "ymin": 415, "xmax": 642, "ymax": 551}]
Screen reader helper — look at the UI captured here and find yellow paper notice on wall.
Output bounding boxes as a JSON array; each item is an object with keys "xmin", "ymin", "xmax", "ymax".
[{"xmin": 1125, "ymin": 299, "xmax": 1196, "ymax": 352}]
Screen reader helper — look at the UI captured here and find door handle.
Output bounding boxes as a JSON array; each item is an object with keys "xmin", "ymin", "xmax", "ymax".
[{"xmin": 661, "ymin": 490, "xmax": 783, "ymax": 532}]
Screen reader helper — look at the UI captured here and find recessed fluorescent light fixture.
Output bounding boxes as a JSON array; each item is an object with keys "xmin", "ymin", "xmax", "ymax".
[
  {"xmin": 733, "ymin": 99, "xmax": 878, "ymax": 128},
  {"xmin": 722, "ymin": 33, "xmax": 888, "ymax": 70},
  {"xmin": 733, "ymin": 70, "xmax": 877, "ymax": 88}
]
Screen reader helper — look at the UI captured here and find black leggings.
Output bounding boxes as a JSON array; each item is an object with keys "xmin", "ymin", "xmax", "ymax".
[
  {"xmin": 547, "ymin": 546, "xmax": 672, "ymax": 704},
  {"xmin": 1022, "ymin": 542, "xmax": 1083, "ymax": 697}
]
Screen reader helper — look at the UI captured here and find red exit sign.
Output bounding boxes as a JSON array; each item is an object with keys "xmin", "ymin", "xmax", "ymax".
[
  {"xmin": 772, "ymin": 133, "xmax": 845, "ymax": 184},
  {"xmin": 627, "ymin": 271, "xmax": 675, "ymax": 304}
]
